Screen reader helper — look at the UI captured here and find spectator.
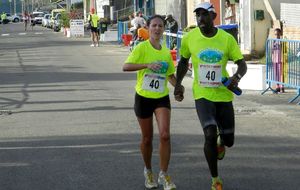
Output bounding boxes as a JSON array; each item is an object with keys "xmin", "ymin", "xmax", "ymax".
[
  {"xmin": 133, "ymin": 11, "xmax": 146, "ymax": 29},
  {"xmin": 224, "ymin": 0, "xmax": 235, "ymax": 24},
  {"xmin": 165, "ymin": 14, "xmax": 178, "ymax": 49},
  {"xmin": 137, "ymin": 25, "xmax": 149, "ymax": 41},
  {"xmin": 272, "ymin": 28, "xmax": 285, "ymax": 93}
]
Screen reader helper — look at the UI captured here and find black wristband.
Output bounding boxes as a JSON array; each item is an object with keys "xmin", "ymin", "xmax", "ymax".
[{"xmin": 234, "ymin": 73, "xmax": 242, "ymax": 81}]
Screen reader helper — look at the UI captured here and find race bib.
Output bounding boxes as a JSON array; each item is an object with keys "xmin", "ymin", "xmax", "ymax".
[
  {"xmin": 198, "ymin": 64, "xmax": 222, "ymax": 87},
  {"xmin": 142, "ymin": 73, "xmax": 166, "ymax": 93}
]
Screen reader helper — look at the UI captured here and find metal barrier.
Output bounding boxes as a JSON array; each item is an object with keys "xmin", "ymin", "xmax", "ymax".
[
  {"xmin": 163, "ymin": 30, "xmax": 184, "ymax": 61},
  {"xmin": 262, "ymin": 38, "xmax": 300, "ymax": 105},
  {"xmin": 117, "ymin": 21, "xmax": 128, "ymax": 43}
]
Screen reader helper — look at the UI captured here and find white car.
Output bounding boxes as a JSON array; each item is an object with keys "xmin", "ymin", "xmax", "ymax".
[
  {"xmin": 32, "ymin": 11, "xmax": 45, "ymax": 24},
  {"xmin": 0, "ymin": 13, "xmax": 20, "ymax": 23},
  {"xmin": 42, "ymin": 14, "xmax": 51, "ymax": 27}
]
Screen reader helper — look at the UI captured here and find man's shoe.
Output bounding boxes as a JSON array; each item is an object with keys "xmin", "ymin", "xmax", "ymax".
[
  {"xmin": 144, "ymin": 168, "xmax": 158, "ymax": 189},
  {"xmin": 158, "ymin": 172, "xmax": 176, "ymax": 190},
  {"xmin": 211, "ymin": 177, "xmax": 223, "ymax": 190},
  {"xmin": 90, "ymin": 44, "xmax": 95, "ymax": 47},
  {"xmin": 217, "ymin": 135, "xmax": 225, "ymax": 160}
]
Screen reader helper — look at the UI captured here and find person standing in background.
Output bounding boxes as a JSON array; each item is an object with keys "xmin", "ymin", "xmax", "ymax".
[
  {"xmin": 165, "ymin": 14, "xmax": 178, "ymax": 49},
  {"xmin": 272, "ymin": 28, "xmax": 285, "ymax": 93},
  {"xmin": 224, "ymin": 0, "xmax": 235, "ymax": 25}
]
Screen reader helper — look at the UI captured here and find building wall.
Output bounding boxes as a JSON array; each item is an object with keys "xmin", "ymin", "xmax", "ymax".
[
  {"xmin": 154, "ymin": 0, "xmax": 185, "ymax": 29},
  {"xmin": 268, "ymin": 0, "xmax": 299, "ymax": 20}
]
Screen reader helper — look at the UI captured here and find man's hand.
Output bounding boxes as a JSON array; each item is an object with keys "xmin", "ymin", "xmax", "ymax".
[
  {"xmin": 174, "ymin": 85, "xmax": 185, "ymax": 102},
  {"xmin": 227, "ymin": 75, "xmax": 239, "ymax": 91}
]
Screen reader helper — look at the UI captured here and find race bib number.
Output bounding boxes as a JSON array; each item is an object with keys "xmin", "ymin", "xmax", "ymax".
[
  {"xmin": 142, "ymin": 74, "xmax": 166, "ymax": 93},
  {"xmin": 198, "ymin": 64, "xmax": 222, "ymax": 87}
]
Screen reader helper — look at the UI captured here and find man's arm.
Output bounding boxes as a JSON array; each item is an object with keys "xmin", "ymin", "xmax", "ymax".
[
  {"xmin": 227, "ymin": 58, "xmax": 247, "ymax": 90},
  {"xmin": 176, "ymin": 56, "xmax": 189, "ymax": 86},
  {"xmin": 174, "ymin": 56, "xmax": 189, "ymax": 101},
  {"xmin": 233, "ymin": 58, "xmax": 247, "ymax": 80}
]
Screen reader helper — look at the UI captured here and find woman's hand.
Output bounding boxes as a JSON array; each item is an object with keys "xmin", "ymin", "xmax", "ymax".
[{"xmin": 147, "ymin": 62, "xmax": 162, "ymax": 72}]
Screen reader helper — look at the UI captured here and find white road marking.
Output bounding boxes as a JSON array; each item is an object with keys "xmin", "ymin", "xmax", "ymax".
[
  {"xmin": 1, "ymin": 34, "xmax": 10, "ymax": 36},
  {"xmin": 0, "ymin": 142, "xmax": 137, "ymax": 150}
]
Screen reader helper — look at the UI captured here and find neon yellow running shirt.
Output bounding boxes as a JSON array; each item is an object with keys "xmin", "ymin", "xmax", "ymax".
[
  {"xmin": 88, "ymin": 14, "xmax": 99, "ymax": 27},
  {"xmin": 180, "ymin": 28, "xmax": 243, "ymax": 102},
  {"xmin": 125, "ymin": 40, "xmax": 175, "ymax": 99}
]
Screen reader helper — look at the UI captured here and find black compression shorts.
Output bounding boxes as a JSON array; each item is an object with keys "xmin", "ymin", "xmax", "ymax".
[
  {"xmin": 195, "ymin": 98, "xmax": 235, "ymax": 135},
  {"xmin": 134, "ymin": 93, "xmax": 171, "ymax": 119}
]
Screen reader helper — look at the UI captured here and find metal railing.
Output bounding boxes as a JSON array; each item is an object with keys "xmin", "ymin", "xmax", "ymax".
[
  {"xmin": 262, "ymin": 38, "xmax": 300, "ymax": 104},
  {"xmin": 117, "ymin": 21, "xmax": 129, "ymax": 43},
  {"xmin": 113, "ymin": 5, "xmax": 134, "ymax": 22}
]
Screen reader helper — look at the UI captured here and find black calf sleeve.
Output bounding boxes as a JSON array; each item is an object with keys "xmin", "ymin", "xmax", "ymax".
[
  {"xmin": 220, "ymin": 133, "xmax": 234, "ymax": 147},
  {"xmin": 203, "ymin": 125, "xmax": 218, "ymax": 177}
]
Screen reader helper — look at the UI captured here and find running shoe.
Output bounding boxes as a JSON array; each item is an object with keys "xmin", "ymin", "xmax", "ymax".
[
  {"xmin": 144, "ymin": 168, "xmax": 158, "ymax": 189},
  {"xmin": 158, "ymin": 172, "xmax": 176, "ymax": 190},
  {"xmin": 90, "ymin": 44, "xmax": 95, "ymax": 47},
  {"xmin": 217, "ymin": 134, "xmax": 225, "ymax": 160},
  {"xmin": 211, "ymin": 177, "xmax": 223, "ymax": 190}
]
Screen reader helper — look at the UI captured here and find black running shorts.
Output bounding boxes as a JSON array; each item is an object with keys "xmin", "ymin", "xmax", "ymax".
[
  {"xmin": 134, "ymin": 93, "xmax": 171, "ymax": 119},
  {"xmin": 91, "ymin": 26, "xmax": 98, "ymax": 33},
  {"xmin": 195, "ymin": 98, "xmax": 235, "ymax": 135}
]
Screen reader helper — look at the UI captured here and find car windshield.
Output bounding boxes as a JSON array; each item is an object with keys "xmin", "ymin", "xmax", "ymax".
[{"xmin": 34, "ymin": 13, "xmax": 44, "ymax": 17}]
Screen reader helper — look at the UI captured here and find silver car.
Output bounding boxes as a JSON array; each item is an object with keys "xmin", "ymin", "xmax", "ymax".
[{"xmin": 42, "ymin": 14, "xmax": 51, "ymax": 27}]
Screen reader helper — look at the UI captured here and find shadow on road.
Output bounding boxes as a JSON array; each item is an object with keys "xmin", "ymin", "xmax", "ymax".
[{"xmin": 0, "ymin": 134, "xmax": 299, "ymax": 190}]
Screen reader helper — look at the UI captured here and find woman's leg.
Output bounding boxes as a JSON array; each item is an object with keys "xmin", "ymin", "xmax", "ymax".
[
  {"xmin": 154, "ymin": 107, "xmax": 171, "ymax": 172},
  {"xmin": 137, "ymin": 117, "xmax": 154, "ymax": 169}
]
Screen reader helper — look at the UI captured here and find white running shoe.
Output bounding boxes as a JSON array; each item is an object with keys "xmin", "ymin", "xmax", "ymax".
[
  {"xmin": 90, "ymin": 44, "xmax": 95, "ymax": 47},
  {"xmin": 96, "ymin": 43, "xmax": 99, "ymax": 47},
  {"xmin": 158, "ymin": 172, "xmax": 176, "ymax": 190},
  {"xmin": 144, "ymin": 168, "xmax": 158, "ymax": 189}
]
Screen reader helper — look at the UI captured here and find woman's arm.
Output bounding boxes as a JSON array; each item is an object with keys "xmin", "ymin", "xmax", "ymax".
[
  {"xmin": 168, "ymin": 74, "xmax": 177, "ymax": 87},
  {"xmin": 123, "ymin": 62, "xmax": 162, "ymax": 72},
  {"xmin": 123, "ymin": 63, "xmax": 148, "ymax": 71}
]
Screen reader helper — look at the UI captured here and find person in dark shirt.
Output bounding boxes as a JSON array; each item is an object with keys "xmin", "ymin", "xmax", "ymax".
[{"xmin": 165, "ymin": 14, "xmax": 178, "ymax": 49}]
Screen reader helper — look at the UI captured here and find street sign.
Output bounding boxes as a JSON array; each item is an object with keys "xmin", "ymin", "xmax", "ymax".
[{"xmin": 70, "ymin": 19, "xmax": 84, "ymax": 37}]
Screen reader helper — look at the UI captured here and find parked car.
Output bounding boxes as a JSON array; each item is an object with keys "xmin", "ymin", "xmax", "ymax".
[
  {"xmin": 50, "ymin": 8, "xmax": 65, "ymax": 28},
  {"xmin": 0, "ymin": 13, "xmax": 20, "ymax": 23},
  {"xmin": 53, "ymin": 13, "xmax": 62, "ymax": 32},
  {"xmin": 42, "ymin": 14, "xmax": 51, "ymax": 27},
  {"xmin": 32, "ymin": 11, "xmax": 45, "ymax": 24}
]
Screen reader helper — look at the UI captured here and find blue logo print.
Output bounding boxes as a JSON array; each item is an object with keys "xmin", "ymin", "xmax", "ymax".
[
  {"xmin": 198, "ymin": 49, "xmax": 223, "ymax": 63},
  {"xmin": 154, "ymin": 61, "xmax": 168, "ymax": 74}
]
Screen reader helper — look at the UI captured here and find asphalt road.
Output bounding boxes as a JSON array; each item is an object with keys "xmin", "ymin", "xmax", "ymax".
[{"xmin": 0, "ymin": 22, "xmax": 300, "ymax": 190}]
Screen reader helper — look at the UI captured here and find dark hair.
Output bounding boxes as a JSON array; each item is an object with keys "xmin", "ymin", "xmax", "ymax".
[
  {"xmin": 146, "ymin": 14, "xmax": 166, "ymax": 27},
  {"xmin": 275, "ymin": 28, "xmax": 282, "ymax": 34}
]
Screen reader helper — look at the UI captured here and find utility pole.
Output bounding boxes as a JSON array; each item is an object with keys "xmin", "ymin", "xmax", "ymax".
[
  {"xmin": 14, "ymin": 0, "xmax": 16, "ymax": 14},
  {"xmin": 9, "ymin": 0, "xmax": 12, "ymax": 14}
]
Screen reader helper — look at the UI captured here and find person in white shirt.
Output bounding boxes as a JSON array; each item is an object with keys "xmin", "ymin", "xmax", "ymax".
[
  {"xmin": 224, "ymin": 0, "xmax": 235, "ymax": 24},
  {"xmin": 133, "ymin": 11, "xmax": 146, "ymax": 28}
]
